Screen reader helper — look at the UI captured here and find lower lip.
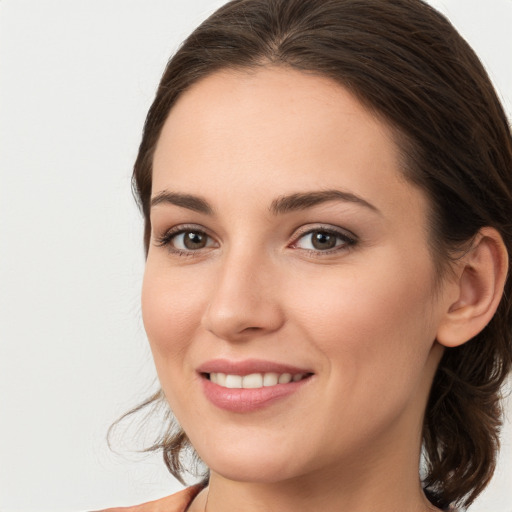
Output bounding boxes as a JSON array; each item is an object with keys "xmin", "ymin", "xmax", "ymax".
[{"xmin": 201, "ymin": 375, "xmax": 312, "ymax": 412}]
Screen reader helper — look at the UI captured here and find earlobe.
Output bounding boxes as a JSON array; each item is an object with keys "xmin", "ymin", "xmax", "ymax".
[{"xmin": 436, "ymin": 227, "xmax": 509, "ymax": 348}]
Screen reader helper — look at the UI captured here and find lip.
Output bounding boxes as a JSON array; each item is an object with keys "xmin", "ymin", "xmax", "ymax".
[
  {"xmin": 197, "ymin": 358, "xmax": 314, "ymax": 413},
  {"xmin": 197, "ymin": 358, "xmax": 312, "ymax": 376}
]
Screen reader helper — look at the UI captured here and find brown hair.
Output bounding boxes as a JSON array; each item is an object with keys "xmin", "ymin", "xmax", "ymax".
[{"xmin": 124, "ymin": 0, "xmax": 512, "ymax": 508}]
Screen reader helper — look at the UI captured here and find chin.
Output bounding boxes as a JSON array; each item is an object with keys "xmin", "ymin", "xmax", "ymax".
[{"xmin": 197, "ymin": 442, "xmax": 307, "ymax": 484}]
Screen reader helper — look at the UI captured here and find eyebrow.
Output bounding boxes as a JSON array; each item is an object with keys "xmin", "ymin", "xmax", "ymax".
[
  {"xmin": 150, "ymin": 191, "xmax": 213, "ymax": 215},
  {"xmin": 150, "ymin": 188, "xmax": 380, "ymax": 216},
  {"xmin": 269, "ymin": 190, "xmax": 380, "ymax": 215}
]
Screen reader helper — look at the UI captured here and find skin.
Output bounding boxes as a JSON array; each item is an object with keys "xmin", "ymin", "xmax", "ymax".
[{"xmin": 142, "ymin": 67, "xmax": 463, "ymax": 512}]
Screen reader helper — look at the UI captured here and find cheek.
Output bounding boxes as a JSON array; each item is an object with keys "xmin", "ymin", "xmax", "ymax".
[
  {"xmin": 287, "ymin": 248, "xmax": 439, "ymax": 388},
  {"xmin": 141, "ymin": 259, "xmax": 207, "ymax": 372}
]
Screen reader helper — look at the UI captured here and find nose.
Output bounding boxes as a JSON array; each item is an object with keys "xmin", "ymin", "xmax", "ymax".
[{"xmin": 201, "ymin": 249, "xmax": 285, "ymax": 342}]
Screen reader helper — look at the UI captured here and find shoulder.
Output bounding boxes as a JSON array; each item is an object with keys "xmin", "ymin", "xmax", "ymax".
[{"xmin": 95, "ymin": 485, "xmax": 203, "ymax": 512}]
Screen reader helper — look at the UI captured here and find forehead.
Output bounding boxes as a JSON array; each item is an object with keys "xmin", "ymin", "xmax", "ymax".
[{"xmin": 152, "ymin": 66, "xmax": 427, "ymax": 223}]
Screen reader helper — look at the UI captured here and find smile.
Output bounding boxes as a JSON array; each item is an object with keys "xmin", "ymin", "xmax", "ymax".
[
  {"xmin": 208, "ymin": 372, "xmax": 309, "ymax": 389},
  {"xmin": 198, "ymin": 359, "xmax": 314, "ymax": 412}
]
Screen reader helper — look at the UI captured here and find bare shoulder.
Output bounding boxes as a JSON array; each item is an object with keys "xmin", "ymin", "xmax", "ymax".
[{"xmin": 94, "ymin": 486, "xmax": 203, "ymax": 512}]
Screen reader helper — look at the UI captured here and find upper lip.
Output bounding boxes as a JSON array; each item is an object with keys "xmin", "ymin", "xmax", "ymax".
[{"xmin": 197, "ymin": 358, "xmax": 313, "ymax": 376}]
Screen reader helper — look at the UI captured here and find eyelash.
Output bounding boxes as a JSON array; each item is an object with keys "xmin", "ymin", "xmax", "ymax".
[
  {"xmin": 155, "ymin": 224, "xmax": 216, "ymax": 258},
  {"xmin": 154, "ymin": 224, "xmax": 357, "ymax": 258},
  {"xmin": 290, "ymin": 226, "xmax": 357, "ymax": 256}
]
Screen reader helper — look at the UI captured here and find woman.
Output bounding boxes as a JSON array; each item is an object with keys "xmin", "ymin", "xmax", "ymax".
[{"xmin": 104, "ymin": 0, "xmax": 512, "ymax": 510}]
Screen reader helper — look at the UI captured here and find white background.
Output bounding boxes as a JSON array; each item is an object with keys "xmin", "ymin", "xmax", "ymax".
[{"xmin": 0, "ymin": 1, "xmax": 511, "ymax": 511}]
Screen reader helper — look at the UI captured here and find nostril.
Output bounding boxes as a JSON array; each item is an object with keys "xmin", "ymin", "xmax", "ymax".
[{"xmin": 201, "ymin": 291, "xmax": 285, "ymax": 341}]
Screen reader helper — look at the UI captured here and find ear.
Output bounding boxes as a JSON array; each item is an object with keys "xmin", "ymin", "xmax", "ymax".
[{"xmin": 436, "ymin": 227, "xmax": 509, "ymax": 348}]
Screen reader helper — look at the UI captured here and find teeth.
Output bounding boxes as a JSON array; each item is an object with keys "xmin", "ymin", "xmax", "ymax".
[
  {"xmin": 225, "ymin": 374, "xmax": 242, "ymax": 388},
  {"xmin": 208, "ymin": 372, "xmax": 307, "ymax": 389},
  {"xmin": 263, "ymin": 372, "xmax": 279, "ymax": 386},
  {"xmin": 243, "ymin": 373, "xmax": 263, "ymax": 388},
  {"xmin": 278, "ymin": 373, "xmax": 292, "ymax": 384}
]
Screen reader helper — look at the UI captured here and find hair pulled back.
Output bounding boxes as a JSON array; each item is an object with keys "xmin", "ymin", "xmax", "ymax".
[{"xmin": 128, "ymin": 0, "xmax": 512, "ymax": 508}]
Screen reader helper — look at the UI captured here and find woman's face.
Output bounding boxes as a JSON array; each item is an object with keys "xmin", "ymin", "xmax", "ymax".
[{"xmin": 143, "ymin": 67, "xmax": 450, "ymax": 483}]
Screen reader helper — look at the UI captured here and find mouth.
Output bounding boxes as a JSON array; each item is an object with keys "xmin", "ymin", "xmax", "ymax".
[
  {"xmin": 204, "ymin": 371, "xmax": 311, "ymax": 389},
  {"xmin": 197, "ymin": 359, "xmax": 314, "ymax": 412}
]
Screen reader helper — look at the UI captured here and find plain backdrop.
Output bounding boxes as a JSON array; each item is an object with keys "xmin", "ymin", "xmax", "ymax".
[{"xmin": 0, "ymin": 1, "xmax": 511, "ymax": 511}]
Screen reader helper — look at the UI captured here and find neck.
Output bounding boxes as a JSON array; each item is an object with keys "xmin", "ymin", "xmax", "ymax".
[{"xmin": 191, "ymin": 435, "xmax": 439, "ymax": 512}]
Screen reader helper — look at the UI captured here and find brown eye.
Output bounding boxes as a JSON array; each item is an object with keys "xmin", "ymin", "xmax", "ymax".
[
  {"xmin": 311, "ymin": 231, "xmax": 337, "ymax": 250},
  {"xmin": 293, "ymin": 228, "xmax": 355, "ymax": 252},
  {"xmin": 167, "ymin": 230, "xmax": 216, "ymax": 251},
  {"xmin": 182, "ymin": 231, "xmax": 208, "ymax": 249}
]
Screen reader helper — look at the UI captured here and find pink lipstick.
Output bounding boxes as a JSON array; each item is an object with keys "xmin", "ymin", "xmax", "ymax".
[{"xmin": 197, "ymin": 358, "xmax": 313, "ymax": 412}]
